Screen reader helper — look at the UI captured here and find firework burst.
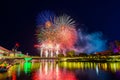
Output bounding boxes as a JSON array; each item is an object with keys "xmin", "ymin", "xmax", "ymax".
[
  {"xmin": 54, "ymin": 14, "xmax": 75, "ymax": 27},
  {"xmin": 36, "ymin": 11, "xmax": 77, "ymax": 57},
  {"xmin": 36, "ymin": 11, "xmax": 107, "ymax": 57}
]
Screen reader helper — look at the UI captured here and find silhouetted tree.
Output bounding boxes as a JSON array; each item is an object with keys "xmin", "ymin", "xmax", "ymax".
[
  {"xmin": 79, "ymin": 53, "xmax": 88, "ymax": 57},
  {"xmin": 66, "ymin": 50, "xmax": 75, "ymax": 57},
  {"xmin": 58, "ymin": 53, "xmax": 64, "ymax": 57}
]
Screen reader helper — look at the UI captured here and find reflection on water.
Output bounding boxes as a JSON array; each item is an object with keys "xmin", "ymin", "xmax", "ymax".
[
  {"xmin": 59, "ymin": 62, "xmax": 120, "ymax": 72},
  {"xmin": 24, "ymin": 62, "xmax": 32, "ymax": 74},
  {"xmin": 32, "ymin": 62, "xmax": 76, "ymax": 80},
  {"xmin": 0, "ymin": 61, "xmax": 120, "ymax": 80}
]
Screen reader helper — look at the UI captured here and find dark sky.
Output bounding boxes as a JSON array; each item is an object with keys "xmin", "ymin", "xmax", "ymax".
[{"xmin": 1, "ymin": 0, "xmax": 120, "ymax": 55}]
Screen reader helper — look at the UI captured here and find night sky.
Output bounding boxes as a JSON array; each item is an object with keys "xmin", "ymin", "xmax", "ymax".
[{"xmin": 1, "ymin": 0, "xmax": 120, "ymax": 55}]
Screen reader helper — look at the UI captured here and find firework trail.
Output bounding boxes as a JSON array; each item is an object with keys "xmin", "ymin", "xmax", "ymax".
[
  {"xmin": 57, "ymin": 26, "xmax": 77, "ymax": 49},
  {"xmin": 36, "ymin": 11, "xmax": 55, "ymax": 26},
  {"xmin": 54, "ymin": 15, "xmax": 75, "ymax": 27}
]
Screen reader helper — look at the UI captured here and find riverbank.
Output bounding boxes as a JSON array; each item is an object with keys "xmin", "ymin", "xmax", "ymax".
[{"xmin": 0, "ymin": 55, "xmax": 120, "ymax": 62}]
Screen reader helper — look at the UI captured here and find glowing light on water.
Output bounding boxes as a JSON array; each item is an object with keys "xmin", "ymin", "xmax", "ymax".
[
  {"xmin": 96, "ymin": 64, "xmax": 99, "ymax": 75},
  {"xmin": 0, "ymin": 62, "xmax": 120, "ymax": 80},
  {"xmin": 32, "ymin": 62, "xmax": 77, "ymax": 80},
  {"xmin": 24, "ymin": 62, "xmax": 32, "ymax": 74}
]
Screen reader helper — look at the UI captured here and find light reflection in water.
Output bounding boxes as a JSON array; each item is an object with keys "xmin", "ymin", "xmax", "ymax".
[
  {"xmin": 59, "ymin": 62, "xmax": 120, "ymax": 72},
  {"xmin": 1, "ymin": 61, "xmax": 120, "ymax": 80},
  {"xmin": 32, "ymin": 61, "xmax": 77, "ymax": 80},
  {"xmin": 12, "ymin": 71, "xmax": 16, "ymax": 80},
  {"xmin": 24, "ymin": 62, "xmax": 32, "ymax": 74},
  {"xmin": 95, "ymin": 64, "xmax": 99, "ymax": 75},
  {"xmin": 17, "ymin": 65, "xmax": 20, "ymax": 77}
]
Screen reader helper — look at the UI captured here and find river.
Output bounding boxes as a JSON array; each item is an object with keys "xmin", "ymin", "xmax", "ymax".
[{"xmin": 0, "ymin": 60, "xmax": 120, "ymax": 80}]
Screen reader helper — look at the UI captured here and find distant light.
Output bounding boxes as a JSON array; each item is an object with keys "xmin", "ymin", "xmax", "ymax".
[
  {"xmin": 15, "ymin": 42, "xmax": 20, "ymax": 47},
  {"xmin": 34, "ymin": 44, "xmax": 40, "ymax": 48}
]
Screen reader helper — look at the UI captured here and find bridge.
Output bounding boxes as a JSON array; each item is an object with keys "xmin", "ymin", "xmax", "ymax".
[
  {"xmin": 0, "ymin": 56, "xmax": 90, "ymax": 62},
  {"xmin": 0, "ymin": 56, "xmax": 120, "ymax": 62}
]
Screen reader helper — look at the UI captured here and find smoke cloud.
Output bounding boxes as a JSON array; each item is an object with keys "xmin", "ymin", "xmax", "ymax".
[{"xmin": 76, "ymin": 29, "xmax": 107, "ymax": 54}]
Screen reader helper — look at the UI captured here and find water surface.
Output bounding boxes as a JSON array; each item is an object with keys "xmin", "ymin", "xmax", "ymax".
[{"xmin": 0, "ymin": 60, "xmax": 120, "ymax": 80}]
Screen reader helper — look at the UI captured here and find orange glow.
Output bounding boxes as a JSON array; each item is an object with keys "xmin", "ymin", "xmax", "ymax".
[
  {"xmin": 61, "ymin": 26, "xmax": 65, "ymax": 30},
  {"xmin": 47, "ymin": 43, "xmax": 53, "ymax": 49},
  {"xmin": 45, "ymin": 21, "xmax": 51, "ymax": 28}
]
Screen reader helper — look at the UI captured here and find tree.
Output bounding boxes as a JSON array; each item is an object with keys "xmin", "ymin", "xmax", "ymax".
[
  {"xmin": 79, "ymin": 53, "xmax": 88, "ymax": 57},
  {"xmin": 115, "ymin": 40, "xmax": 120, "ymax": 47},
  {"xmin": 58, "ymin": 53, "xmax": 64, "ymax": 57},
  {"xmin": 66, "ymin": 50, "xmax": 75, "ymax": 57}
]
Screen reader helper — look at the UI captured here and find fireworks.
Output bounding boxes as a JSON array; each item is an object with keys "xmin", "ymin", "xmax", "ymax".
[
  {"xmin": 54, "ymin": 15, "xmax": 75, "ymax": 27},
  {"xmin": 36, "ymin": 11, "xmax": 77, "ymax": 57},
  {"xmin": 36, "ymin": 11, "xmax": 55, "ymax": 26},
  {"xmin": 36, "ymin": 11, "xmax": 107, "ymax": 57}
]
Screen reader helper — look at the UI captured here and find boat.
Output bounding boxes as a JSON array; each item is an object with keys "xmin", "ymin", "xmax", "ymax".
[
  {"xmin": 0, "ymin": 63, "xmax": 11, "ymax": 73},
  {"xmin": 0, "ymin": 67, "xmax": 7, "ymax": 72}
]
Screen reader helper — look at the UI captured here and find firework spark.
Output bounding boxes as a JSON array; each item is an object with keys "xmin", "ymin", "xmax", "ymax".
[{"xmin": 54, "ymin": 14, "xmax": 75, "ymax": 28}]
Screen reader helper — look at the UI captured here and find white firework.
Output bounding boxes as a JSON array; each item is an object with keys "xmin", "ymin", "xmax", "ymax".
[{"xmin": 54, "ymin": 14, "xmax": 75, "ymax": 27}]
